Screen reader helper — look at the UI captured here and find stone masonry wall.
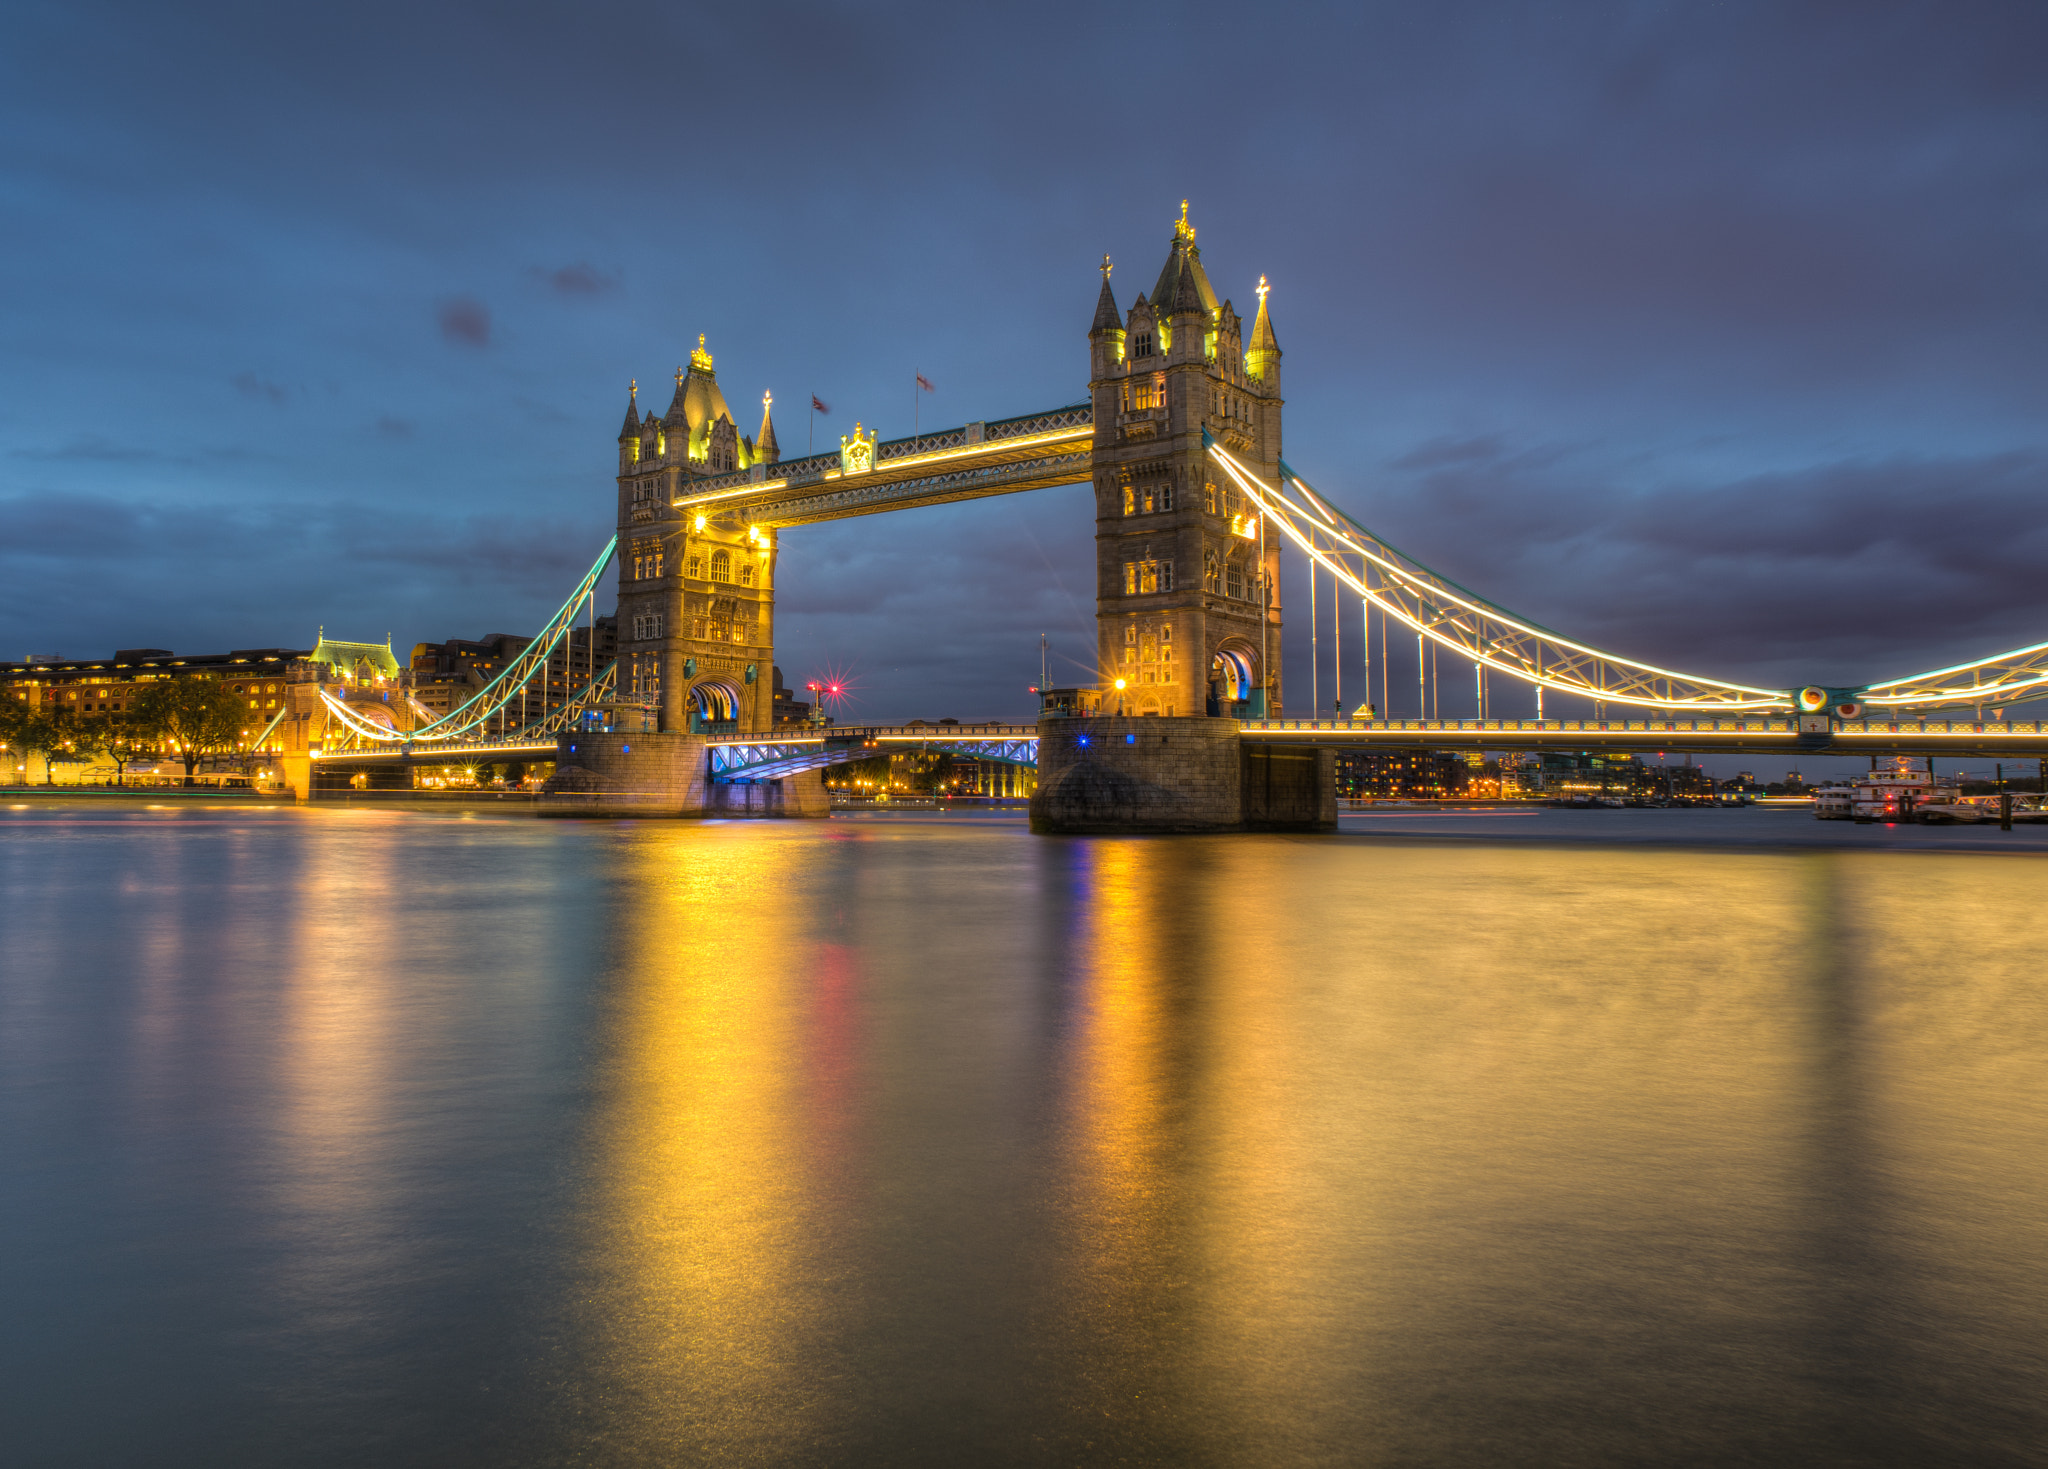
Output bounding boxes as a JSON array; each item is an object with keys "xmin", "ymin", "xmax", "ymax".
[{"xmin": 1030, "ymin": 715, "xmax": 1244, "ymax": 833}]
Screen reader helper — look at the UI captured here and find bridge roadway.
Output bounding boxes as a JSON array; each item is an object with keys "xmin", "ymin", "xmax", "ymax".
[{"xmin": 1240, "ymin": 715, "xmax": 2048, "ymax": 760}]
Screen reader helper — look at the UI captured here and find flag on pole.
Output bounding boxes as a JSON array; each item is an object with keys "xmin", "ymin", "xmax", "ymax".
[
  {"xmin": 915, "ymin": 374, "xmax": 934, "ymax": 393},
  {"xmin": 811, "ymin": 395, "xmax": 830, "ymax": 414}
]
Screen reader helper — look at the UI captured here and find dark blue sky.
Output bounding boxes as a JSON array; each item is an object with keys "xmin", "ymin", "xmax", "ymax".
[{"xmin": 5, "ymin": 1, "xmax": 2046, "ymax": 738}]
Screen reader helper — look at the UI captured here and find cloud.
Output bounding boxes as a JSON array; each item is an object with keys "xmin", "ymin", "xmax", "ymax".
[
  {"xmin": 437, "ymin": 297, "xmax": 491, "ymax": 347},
  {"xmin": 230, "ymin": 371, "xmax": 289, "ymax": 405},
  {"xmin": 530, "ymin": 262, "xmax": 618, "ymax": 296}
]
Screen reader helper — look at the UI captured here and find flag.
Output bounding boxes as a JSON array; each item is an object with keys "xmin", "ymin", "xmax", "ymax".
[
  {"xmin": 915, "ymin": 374, "xmax": 934, "ymax": 392},
  {"xmin": 811, "ymin": 395, "xmax": 830, "ymax": 414}
]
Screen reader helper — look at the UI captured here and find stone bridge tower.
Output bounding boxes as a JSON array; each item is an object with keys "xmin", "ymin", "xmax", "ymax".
[
  {"xmin": 614, "ymin": 337, "xmax": 781, "ymax": 734},
  {"xmin": 1088, "ymin": 203, "xmax": 1284, "ymax": 718}
]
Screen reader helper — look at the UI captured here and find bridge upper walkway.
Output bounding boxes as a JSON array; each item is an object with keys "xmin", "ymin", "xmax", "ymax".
[{"xmin": 673, "ymin": 405, "xmax": 1094, "ymax": 527}]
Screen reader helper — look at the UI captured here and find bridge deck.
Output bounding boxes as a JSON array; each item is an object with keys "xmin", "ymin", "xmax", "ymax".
[
  {"xmin": 1242, "ymin": 716, "xmax": 2048, "ymax": 758},
  {"xmin": 672, "ymin": 406, "xmax": 1094, "ymax": 527}
]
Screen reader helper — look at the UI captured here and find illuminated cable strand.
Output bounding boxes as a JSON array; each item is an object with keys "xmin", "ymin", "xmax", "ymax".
[{"xmin": 1205, "ymin": 439, "xmax": 1791, "ymax": 711}]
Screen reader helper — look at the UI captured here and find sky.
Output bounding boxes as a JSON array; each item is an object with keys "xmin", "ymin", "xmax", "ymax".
[{"xmin": 4, "ymin": 0, "xmax": 2046, "ymax": 760}]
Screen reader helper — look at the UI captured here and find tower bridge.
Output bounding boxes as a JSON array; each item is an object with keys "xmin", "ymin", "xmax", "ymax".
[{"xmin": 283, "ymin": 202, "xmax": 2048, "ymax": 828}]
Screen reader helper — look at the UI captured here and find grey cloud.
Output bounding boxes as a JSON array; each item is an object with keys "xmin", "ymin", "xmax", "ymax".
[
  {"xmin": 531, "ymin": 262, "xmax": 619, "ymax": 296},
  {"xmin": 437, "ymin": 297, "xmax": 491, "ymax": 348},
  {"xmin": 231, "ymin": 371, "xmax": 290, "ymax": 405}
]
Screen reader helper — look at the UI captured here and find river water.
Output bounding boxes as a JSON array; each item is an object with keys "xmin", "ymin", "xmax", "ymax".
[{"xmin": 4, "ymin": 800, "xmax": 2047, "ymax": 1466}]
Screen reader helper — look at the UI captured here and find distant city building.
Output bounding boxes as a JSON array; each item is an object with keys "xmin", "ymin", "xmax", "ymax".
[
  {"xmin": 770, "ymin": 667, "xmax": 812, "ymax": 727},
  {"xmin": 408, "ymin": 632, "xmax": 534, "ymax": 718},
  {"xmin": 1336, "ymin": 749, "xmax": 1469, "ymax": 798}
]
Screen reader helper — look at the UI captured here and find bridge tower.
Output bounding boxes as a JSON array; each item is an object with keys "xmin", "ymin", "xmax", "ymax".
[
  {"xmin": 615, "ymin": 338, "xmax": 781, "ymax": 735},
  {"xmin": 1088, "ymin": 202, "xmax": 1284, "ymax": 718}
]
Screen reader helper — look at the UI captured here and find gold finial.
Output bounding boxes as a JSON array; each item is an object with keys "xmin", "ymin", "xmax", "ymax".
[
  {"xmin": 629, "ymin": 378, "xmax": 637, "ymax": 399},
  {"xmin": 1101, "ymin": 253, "xmax": 1113, "ymax": 280},
  {"xmin": 689, "ymin": 333, "xmax": 714, "ymax": 373},
  {"xmin": 674, "ymin": 365, "xmax": 684, "ymax": 386},
  {"xmin": 699, "ymin": 333, "xmax": 706, "ymax": 349},
  {"xmin": 763, "ymin": 390, "xmax": 772, "ymax": 407},
  {"xmin": 1256, "ymin": 274, "xmax": 1269, "ymax": 304},
  {"xmin": 1175, "ymin": 199, "xmax": 1195, "ymax": 244}
]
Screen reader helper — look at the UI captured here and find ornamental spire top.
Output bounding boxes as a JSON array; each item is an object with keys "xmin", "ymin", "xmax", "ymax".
[
  {"xmin": 689, "ymin": 332, "xmax": 714, "ymax": 375},
  {"xmin": 1174, "ymin": 199, "xmax": 1196, "ymax": 246}
]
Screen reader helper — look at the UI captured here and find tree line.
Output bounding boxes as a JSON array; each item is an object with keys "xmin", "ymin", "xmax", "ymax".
[{"xmin": 2, "ymin": 678, "xmax": 253, "ymax": 787}]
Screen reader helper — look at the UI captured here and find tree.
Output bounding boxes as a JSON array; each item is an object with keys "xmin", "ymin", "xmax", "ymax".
[
  {"xmin": 132, "ymin": 678, "xmax": 244, "ymax": 786},
  {"xmin": 74, "ymin": 711, "xmax": 156, "ymax": 787},
  {"xmin": 2, "ymin": 702, "xmax": 71, "ymax": 785}
]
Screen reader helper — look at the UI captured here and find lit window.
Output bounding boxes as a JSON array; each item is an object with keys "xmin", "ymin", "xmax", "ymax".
[
  {"xmin": 1125, "ymin": 624, "xmax": 1137, "ymax": 644},
  {"xmin": 1205, "ymin": 483, "xmax": 1217, "ymax": 515},
  {"xmin": 1123, "ymin": 562, "xmax": 1136, "ymax": 595},
  {"xmin": 1122, "ymin": 486, "xmax": 1134, "ymax": 516}
]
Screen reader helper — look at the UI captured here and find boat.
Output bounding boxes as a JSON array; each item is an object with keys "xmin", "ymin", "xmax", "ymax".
[{"xmin": 1812, "ymin": 783, "xmax": 1856, "ymax": 820}]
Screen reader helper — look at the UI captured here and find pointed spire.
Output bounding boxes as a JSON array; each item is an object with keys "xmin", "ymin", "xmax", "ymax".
[
  {"xmin": 618, "ymin": 379, "xmax": 640, "ymax": 439},
  {"xmin": 1090, "ymin": 254, "xmax": 1121, "ymax": 335},
  {"xmin": 756, "ymin": 390, "xmax": 780, "ymax": 463},
  {"xmin": 1246, "ymin": 274, "xmax": 1281, "ymax": 383}
]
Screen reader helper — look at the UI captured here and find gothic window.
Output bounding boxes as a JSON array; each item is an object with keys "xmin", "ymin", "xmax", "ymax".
[
  {"xmin": 739, "ymin": 564, "xmax": 755, "ymax": 588},
  {"xmin": 1160, "ymin": 624, "xmax": 1173, "ymax": 646},
  {"xmin": 731, "ymin": 621, "xmax": 747, "ymax": 644},
  {"xmin": 1158, "ymin": 483, "xmax": 1173, "ymax": 512},
  {"xmin": 1205, "ymin": 482, "xmax": 1217, "ymax": 515},
  {"xmin": 1142, "ymin": 487, "xmax": 1154, "ymax": 514},
  {"xmin": 1226, "ymin": 564, "xmax": 1243, "ymax": 600},
  {"xmin": 1133, "ymin": 332, "xmax": 1154, "ymax": 358},
  {"xmin": 710, "ymin": 550, "xmax": 732, "ymax": 583},
  {"xmin": 1162, "ymin": 560, "xmax": 1174, "ymax": 592},
  {"xmin": 1122, "ymin": 485, "xmax": 1134, "ymax": 516},
  {"xmin": 692, "ymin": 618, "xmax": 706, "ymax": 638},
  {"xmin": 1141, "ymin": 635, "xmax": 1156, "ymax": 662},
  {"xmin": 1125, "ymin": 624, "xmax": 1137, "ymax": 644},
  {"xmin": 1139, "ymin": 562, "xmax": 1157, "ymax": 594},
  {"xmin": 710, "ymin": 619, "xmax": 727, "ymax": 641},
  {"xmin": 687, "ymin": 554, "xmax": 703, "ymax": 579},
  {"xmin": 1124, "ymin": 562, "xmax": 1136, "ymax": 595}
]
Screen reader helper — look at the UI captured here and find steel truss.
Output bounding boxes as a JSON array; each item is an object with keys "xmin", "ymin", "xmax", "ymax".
[{"xmin": 708, "ymin": 729, "xmax": 1039, "ymax": 782}]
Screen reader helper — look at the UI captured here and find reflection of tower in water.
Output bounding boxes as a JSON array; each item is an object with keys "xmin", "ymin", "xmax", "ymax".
[{"xmin": 567, "ymin": 827, "xmax": 829, "ymax": 1458}]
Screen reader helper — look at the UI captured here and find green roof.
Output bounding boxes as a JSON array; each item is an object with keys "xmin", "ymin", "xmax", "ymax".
[{"xmin": 308, "ymin": 634, "xmax": 400, "ymax": 679}]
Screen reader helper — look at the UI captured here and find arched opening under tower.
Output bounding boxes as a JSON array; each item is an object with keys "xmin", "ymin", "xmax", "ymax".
[
  {"xmin": 1209, "ymin": 645, "xmax": 1261, "ymax": 718},
  {"xmin": 687, "ymin": 679, "xmax": 741, "ymax": 733}
]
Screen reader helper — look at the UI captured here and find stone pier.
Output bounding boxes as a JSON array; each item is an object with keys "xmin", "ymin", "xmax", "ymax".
[
  {"xmin": 539, "ymin": 730, "xmax": 828, "ymax": 818},
  {"xmin": 1029, "ymin": 715, "xmax": 1334, "ymax": 834}
]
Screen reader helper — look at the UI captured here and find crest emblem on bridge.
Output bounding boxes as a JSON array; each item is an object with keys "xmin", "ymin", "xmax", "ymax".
[{"xmin": 840, "ymin": 423, "xmax": 877, "ymax": 475}]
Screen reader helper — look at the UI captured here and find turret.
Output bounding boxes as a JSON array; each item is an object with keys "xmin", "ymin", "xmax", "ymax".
[
  {"xmin": 1089, "ymin": 256, "xmax": 1125, "ymax": 379},
  {"xmin": 756, "ymin": 391, "xmax": 780, "ymax": 464},
  {"xmin": 1245, "ymin": 275, "xmax": 1281, "ymax": 392},
  {"xmin": 617, "ymin": 380, "xmax": 641, "ymax": 471}
]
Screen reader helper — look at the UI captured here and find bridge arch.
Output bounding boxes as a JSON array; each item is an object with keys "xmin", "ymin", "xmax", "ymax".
[
  {"xmin": 1209, "ymin": 640, "xmax": 1259, "ymax": 707},
  {"xmin": 687, "ymin": 678, "xmax": 742, "ymax": 728}
]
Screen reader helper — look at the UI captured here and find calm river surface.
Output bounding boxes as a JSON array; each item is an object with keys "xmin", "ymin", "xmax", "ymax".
[{"xmin": 5, "ymin": 800, "xmax": 2048, "ymax": 1466}]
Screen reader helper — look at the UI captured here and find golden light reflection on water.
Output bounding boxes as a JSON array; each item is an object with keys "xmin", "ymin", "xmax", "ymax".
[
  {"xmin": 545, "ymin": 826, "xmax": 2048, "ymax": 1463},
  {"xmin": 570, "ymin": 825, "xmax": 831, "ymax": 1457}
]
